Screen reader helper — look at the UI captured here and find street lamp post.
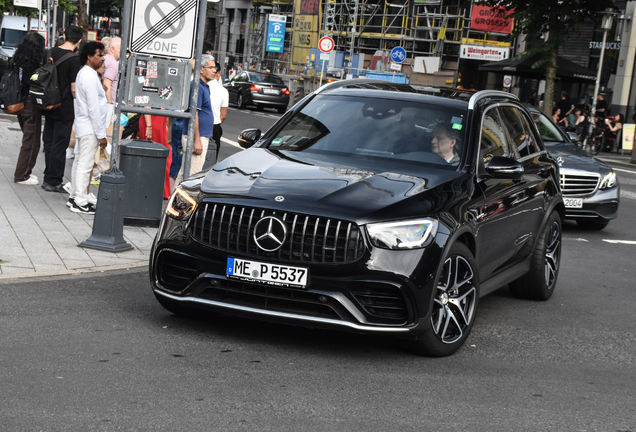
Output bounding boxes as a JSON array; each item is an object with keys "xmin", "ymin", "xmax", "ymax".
[{"xmin": 587, "ymin": 9, "xmax": 617, "ymax": 152}]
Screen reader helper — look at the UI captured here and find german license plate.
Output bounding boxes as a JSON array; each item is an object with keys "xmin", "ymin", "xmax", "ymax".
[
  {"xmin": 263, "ymin": 88, "xmax": 279, "ymax": 95},
  {"xmin": 227, "ymin": 258, "xmax": 309, "ymax": 287},
  {"xmin": 564, "ymin": 198, "xmax": 583, "ymax": 208}
]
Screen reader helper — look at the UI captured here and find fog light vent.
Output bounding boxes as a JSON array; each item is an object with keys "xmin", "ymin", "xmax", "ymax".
[
  {"xmin": 156, "ymin": 251, "xmax": 198, "ymax": 292},
  {"xmin": 352, "ymin": 286, "xmax": 408, "ymax": 322}
]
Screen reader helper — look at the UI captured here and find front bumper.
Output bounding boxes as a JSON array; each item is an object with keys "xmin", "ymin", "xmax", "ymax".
[
  {"xmin": 564, "ymin": 185, "xmax": 620, "ymax": 220},
  {"xmin": 150, "ymin": 212, "xmax": 447, "ymax": 335}
]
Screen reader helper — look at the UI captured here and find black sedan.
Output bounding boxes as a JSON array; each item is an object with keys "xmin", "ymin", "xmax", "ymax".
[
  {"xmin": 528, "ymin": 106, "xmax": 619, "ymax": 230},
  {"xmin": 150, "ymin": 82, "xmax": 563, "ymax": 356},
  {"xmin": 225, "ymin": 71, "xmax": 290, "ymax": 113}
]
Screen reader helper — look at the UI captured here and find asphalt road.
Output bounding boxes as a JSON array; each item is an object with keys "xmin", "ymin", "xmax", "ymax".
[{"xmin": 2, "ymin": 108, "xmax": 636, "ymax": 431}]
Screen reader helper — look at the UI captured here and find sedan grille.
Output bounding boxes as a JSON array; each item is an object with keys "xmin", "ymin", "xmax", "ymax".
[
  {"xmin": 190, "ymin": 203, "xmax": 366, "ymax": 264},
  {"xmin": 560, "ymin": 172, "xmax": 600, "ymax": 196}
]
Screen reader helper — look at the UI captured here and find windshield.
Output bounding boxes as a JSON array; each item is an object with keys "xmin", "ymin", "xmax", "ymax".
[
  {"xmin": 250, "ymin": 73, "xmax": 284, "ymax": 84},
  {"xmin": 1, "ymin": 28, "xmax": 27, "ymax": 47},
  {"xmin": 531, "ymin": 111, "xmax": 565, "ymax": 145},
  {"xmin": 267, "ymin": 95, "xmax": 467, "ymax": 170}
]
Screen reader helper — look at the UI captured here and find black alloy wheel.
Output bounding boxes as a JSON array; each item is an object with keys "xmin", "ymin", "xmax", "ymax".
[
  {"xmin": 509, "ymin": 211, "xmax": 562, "ymax": 300},
  {"xmin": 237, "ymin": 94, "xmax": 245, "ymax": 109},
  {"xmin": 406, "ymin": 242, "xmax": 479, "ymax": 357}
]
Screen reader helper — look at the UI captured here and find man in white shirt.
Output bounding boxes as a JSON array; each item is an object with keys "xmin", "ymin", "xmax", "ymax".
[
  {"xmin": 208, "ymin": 65, "xmax": 229, "ymax": 163},
  {"xmin": 68, "ymin": 42, "xmax": 108, "ymax": 215}
]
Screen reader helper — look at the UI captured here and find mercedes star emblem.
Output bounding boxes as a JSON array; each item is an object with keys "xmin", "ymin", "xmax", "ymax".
[
  {"xmin": 275, "ymin": 196, "xmax": 285, "ymax": 202},
  {"xmin": 556, "ymin": 157, "xmax": 564, "ymax": 166},
  {"xmin": 253, "ymin": 216, "xmax": 287, "ymax": 252}
]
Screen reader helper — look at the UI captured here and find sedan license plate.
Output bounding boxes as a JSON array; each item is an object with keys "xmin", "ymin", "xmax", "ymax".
[
  {"xmin": 564, "ymin": 198, "xmax": 583, "ymax": 208},
  {"xmin": 263, "ymin": 88, "xmax": 279, "ymax": 95},
  {"xmin": 227, "ymin": 258, "xmax": 309, "ymax": 287}
]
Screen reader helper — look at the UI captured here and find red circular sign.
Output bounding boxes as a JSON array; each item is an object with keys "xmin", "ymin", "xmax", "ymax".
[{"xmin": 319, "ymin": 36, "xmax": 335, "ymax": 53}]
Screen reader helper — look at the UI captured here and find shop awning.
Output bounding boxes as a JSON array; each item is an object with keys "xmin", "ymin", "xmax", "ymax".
[{"xmin": 478, "ymin": 52, "xmax": 597, "ymax": 82}]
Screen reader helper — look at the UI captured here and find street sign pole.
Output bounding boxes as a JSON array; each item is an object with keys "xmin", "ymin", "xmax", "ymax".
[{"xmin": 81, "ymin": 0, "xmax": 210, "ymax": 252}]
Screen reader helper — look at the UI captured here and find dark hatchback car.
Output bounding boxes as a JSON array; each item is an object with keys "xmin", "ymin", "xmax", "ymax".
[
  {"xmin": 225, "ymin": 71, "xmax": 290, "ymax": 113},
  {"xmin": 528, "ymin": 106, "xmax": 619, "ymax": 230},
  {"xmin": 150, "ymin": 82, "xmax": 564, "ymax": 356}
]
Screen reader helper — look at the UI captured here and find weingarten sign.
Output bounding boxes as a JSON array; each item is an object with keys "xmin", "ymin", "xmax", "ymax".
[{"xmin": 460, "ymin": 45, "xmax": 509, "ymax": 61}]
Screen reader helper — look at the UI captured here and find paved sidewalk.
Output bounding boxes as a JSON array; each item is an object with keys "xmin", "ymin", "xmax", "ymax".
[{"xmin": 0, "ymin": 117, "xmax": 156, "ymax": 280}]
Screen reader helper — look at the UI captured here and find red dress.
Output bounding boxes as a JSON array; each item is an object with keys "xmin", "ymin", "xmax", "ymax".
[{"xmin": 139, "ymin": 115, "xmax": 172, "ymax": 199}]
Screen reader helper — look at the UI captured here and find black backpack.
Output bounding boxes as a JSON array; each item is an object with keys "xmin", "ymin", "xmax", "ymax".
[
  {"xmin": 29, "ymin": 50, "xmax": 76, "ymax": 111},
  {"xmin": 0, "ymin": 68, "xmax": 25, "ymax": 115}
]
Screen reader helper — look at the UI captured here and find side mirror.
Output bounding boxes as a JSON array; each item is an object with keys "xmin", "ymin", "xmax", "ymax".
[
  {"xmin": 238, "ymin": 128, "xmax": 261, "ymax": 148},
  {"xmin": 566, "ymin": 131, "xmax": 578, "ymax": 142},
  {"xmin": 485, "ymin": 156, "xmax": 523, "ymax": 179}
]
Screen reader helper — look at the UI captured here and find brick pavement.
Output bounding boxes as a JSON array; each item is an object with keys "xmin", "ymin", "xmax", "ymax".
[{"xmin": 0, "ymin": 117, "xmax": 156, "ymax": 279}]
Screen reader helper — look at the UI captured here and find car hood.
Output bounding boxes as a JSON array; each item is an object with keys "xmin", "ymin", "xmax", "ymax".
[
  {"xmin": 545, "ymin": 143, "xmax": 612, "ymax": 173},
  {"xmin": 200, "ymin": 148, "xmax": 465, "ymax": 223}
]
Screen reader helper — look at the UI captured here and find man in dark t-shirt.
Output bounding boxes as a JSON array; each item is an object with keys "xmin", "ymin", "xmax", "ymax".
[
  {"xmin": 555, "ymin": 91, "xmax": 574, "ymax": 121},
  {"xmin": 41, "ymin": 26, "xmax": 82, "ymax": 192},
  {"xmin": 595, "ymin": 94, "xmax": 608, "ymax": 120}
]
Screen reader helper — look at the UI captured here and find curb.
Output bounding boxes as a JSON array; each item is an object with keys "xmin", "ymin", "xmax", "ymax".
[{"xmin": 0, "ymin": 261, "xmax": 148, "ymax": 281}]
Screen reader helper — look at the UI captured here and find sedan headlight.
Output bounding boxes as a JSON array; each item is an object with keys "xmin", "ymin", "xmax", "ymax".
[
  {"xmin": 166, "ymin": 188, "xmax": 198, "ymax": 220},
  {"xmin": 599, "ymin": 172, "xmax": 617, "ymax": 190},
  {"xmin": 367, "ymin": 218, "xmax": 439, "ymax": 250}
]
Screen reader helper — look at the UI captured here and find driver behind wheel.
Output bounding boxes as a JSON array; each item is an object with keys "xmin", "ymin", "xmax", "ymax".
[{"xmin": 431, "ymin": 123, "xmax": 461, "ymax": 165}]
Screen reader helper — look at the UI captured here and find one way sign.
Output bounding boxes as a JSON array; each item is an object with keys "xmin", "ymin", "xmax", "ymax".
[{"xmin": 130, "ymin": 0, "xmax": 200, "ymax": 59}]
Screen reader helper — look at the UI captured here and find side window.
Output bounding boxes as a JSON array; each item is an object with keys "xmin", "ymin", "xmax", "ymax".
[
  {"xmin": 517, "ymin": 111, "xmax": 539, "ymax": 156},
  {"xmin": 499, "ymin": 106, "xmax": 533, "ymax": 159},
  {"xmin": 480, "ymin": 107, "xmax": 509, "ymax": 163}
]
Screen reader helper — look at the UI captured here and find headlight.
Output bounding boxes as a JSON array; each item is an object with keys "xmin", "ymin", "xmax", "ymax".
[
  {"xmin": 599, "ymin": 172, "xmax": 617, "ymax": 190},
  {"xmin": 367, "ymin": 218, "xmax": 439, "ymax": 250},
  {"xmin": 166, "ymin": 188, "xmax": 198, "ymax": 220}
]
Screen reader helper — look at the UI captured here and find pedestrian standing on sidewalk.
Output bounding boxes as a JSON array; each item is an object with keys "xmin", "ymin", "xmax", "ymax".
[
  {"xmin": 12, "ymin": 32, "xmax": 46, "ymax": 186},
  {"xmin": 175, "ymin": 54, "xmax": 215, "ymax": 185},
  {"xmin": 41, "ymin": 26, "xmax": 82, "ymax": 192},
  {"xmin": 102, "ymin": 37, "xmax": 120, "ymax": 124},
  {"xmin": 208, "ymin": 65, "xmax": 229, "ymax": 163},
  {"xmin": 67, "ymin": 42, "xmax": 108, "ymax": 215}
]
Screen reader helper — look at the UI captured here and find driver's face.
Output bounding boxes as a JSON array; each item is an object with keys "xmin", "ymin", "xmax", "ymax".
[{"xmin": 431, "ymin": 127, "xmax": 456, "ymax": 159}]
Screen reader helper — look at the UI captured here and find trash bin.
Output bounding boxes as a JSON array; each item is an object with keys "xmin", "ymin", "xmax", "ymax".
[{"xmin": 119, "ymin": 139, "xmax": 170, "ymax": 227}]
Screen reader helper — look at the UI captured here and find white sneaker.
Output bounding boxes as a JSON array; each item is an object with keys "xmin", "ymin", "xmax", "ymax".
[
  {"xmin": 66, "ymin": 148, "xmax": 75, "ymax": 159},
  {"xmin": 87, "ymin": 193, "xmax": 97, "ymax": 206},
  {"xmin": 16, "ymin": 175, "xmax": 38, "ymax": 185},
  {"xmin": 63, "ymin": 182, "xmax": 72, "ymax": 194}
]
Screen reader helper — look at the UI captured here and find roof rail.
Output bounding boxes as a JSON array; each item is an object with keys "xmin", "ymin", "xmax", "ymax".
[
  {"xmin": 315, "ymin": 78, "xmax": 402, "ymax": 94},
  {"xmin": 468, "ymin": 90, "xmax": 519, "ymax": 110}
]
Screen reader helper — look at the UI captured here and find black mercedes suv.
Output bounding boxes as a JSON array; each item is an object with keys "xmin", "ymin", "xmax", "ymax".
[{"xmin": 150, "ymin": 81, "xmax": 564, "ymax": 356}]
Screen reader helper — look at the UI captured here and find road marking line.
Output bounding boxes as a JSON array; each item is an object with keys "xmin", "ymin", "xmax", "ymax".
[
  {"xmin": 602, "ymin": 239, "xmax": 636, "ymax": 245},
  {"xmin": 221, "ymin": 137, "xmax": 241, "ymax": 148},
  {"xmin": 564, "ymin": 238, "xmax": 589, "ymax": 242},
  {"xmin": 614, "ymin": 167, "xmax": 636, "ymax": 174},
  {"xmin": 621, "ymin": 190, "xmax": 636, "ymax": 200}
]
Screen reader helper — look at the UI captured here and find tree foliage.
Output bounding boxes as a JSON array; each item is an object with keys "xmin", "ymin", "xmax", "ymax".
[{"xmin": 480, "ymin": 0, "xmax": 615, "ymax": 115}]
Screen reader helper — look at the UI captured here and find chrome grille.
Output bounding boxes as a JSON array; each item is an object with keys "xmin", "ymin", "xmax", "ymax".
[
  {"xmin": 560, "ymin": 172, "xmax": 600, "ymax": 196},
  {"xmin": 191, "ymin": 203, "xmax": 366, "ymax": 263}
]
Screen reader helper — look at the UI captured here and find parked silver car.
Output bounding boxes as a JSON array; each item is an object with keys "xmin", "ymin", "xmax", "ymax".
[{"xmin": 528, "ymin": 106, "xmax": 619, "ymax": 230}]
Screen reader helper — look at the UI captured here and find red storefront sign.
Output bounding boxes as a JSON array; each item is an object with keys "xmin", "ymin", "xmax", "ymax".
[{"xmin": 471, "ymin": 5, "xmax": 514, "ymax": 34}]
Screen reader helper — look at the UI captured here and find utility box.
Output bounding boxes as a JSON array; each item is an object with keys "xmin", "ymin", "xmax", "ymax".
[{"xmin": 119, "ymin": 139, "xmax": 170, "ymax": 227}]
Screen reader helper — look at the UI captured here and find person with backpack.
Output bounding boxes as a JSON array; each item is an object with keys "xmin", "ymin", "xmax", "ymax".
[
  {"xmin": 40, "ymin": 26, "xmax": 82, "ymax": 192},
  {"xmin": 10, "ymin": 32, "xmax": 46, "ymax": 185}
]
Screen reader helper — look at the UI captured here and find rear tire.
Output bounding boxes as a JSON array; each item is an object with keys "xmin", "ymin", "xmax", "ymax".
[
  {"xmin": 509, "ymin": 212, "xmax": 562, "ymax": 300},
  {"xmin": 277, "ymin": 107, "xmax": 286, "ymax": 114},
  {"xmin": 406, "ymin": 242, "xmax": 479, "ymax": 357},
  {"xmin": 256, "ymin": 105, "xmax": 264, "ymax": 111},
  {"xmin": 576, "ymin": 218, "xmax": 609, "ymax": 230}
]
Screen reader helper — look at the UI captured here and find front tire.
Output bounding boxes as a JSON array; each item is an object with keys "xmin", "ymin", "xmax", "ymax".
[
  {"xmin": 237, "ymin": 94, "xmax": 245, "ymax": 109},
  {"xmin": 407, "ymin": 242, "xmax": 479, "ymax": 357},
  {"xmin": 509, "ymin": 211, "xmax": 562, "ymax": 300}
]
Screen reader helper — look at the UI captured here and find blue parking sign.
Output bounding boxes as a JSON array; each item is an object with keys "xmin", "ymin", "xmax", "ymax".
[
  {"xmin": 266, "ymin": 14, "xmax": 287, "ymax": 53},
  {"xmin": 390, "ymin": 46, "xmax": 407, "ymax": 64}
]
